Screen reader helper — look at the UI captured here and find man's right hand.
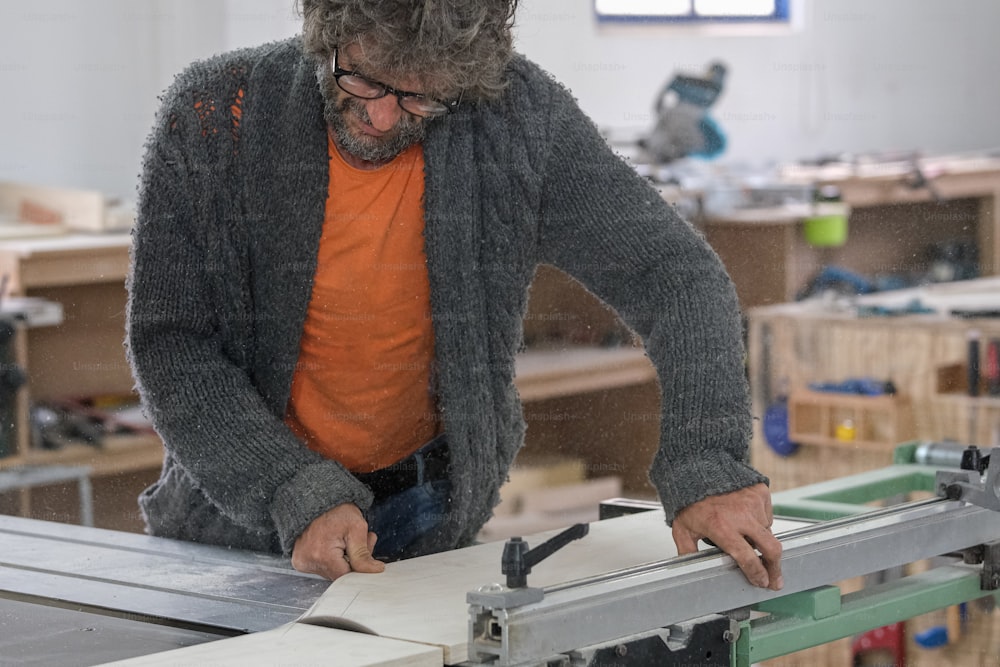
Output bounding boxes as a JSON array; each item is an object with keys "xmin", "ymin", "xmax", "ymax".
[{"xmin": 291, "ymin": 503, "xmax": 386, "ymax": 581}]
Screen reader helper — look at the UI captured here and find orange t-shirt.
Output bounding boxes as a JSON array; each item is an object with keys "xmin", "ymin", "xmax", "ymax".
[{"xmin": 284, "ymin": 134, "xmax": 438, "ymax": 472}]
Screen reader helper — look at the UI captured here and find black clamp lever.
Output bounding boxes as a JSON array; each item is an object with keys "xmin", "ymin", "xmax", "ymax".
[
  {"xmin": 960, "ymin": 446, "xmax": 991, "ymax": 475},
  {"xmin": 502, "ymin": 523, "xmax": 589, "ymax": 588}
]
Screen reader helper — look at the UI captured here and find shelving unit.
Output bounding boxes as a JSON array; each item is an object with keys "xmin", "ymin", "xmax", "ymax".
[
  {"xmin": 747, "ymin": 277, "xmax": 1000, "ymax": 491},
  {"xmin": 933, "ymin": 361, "xmax": 1000, "ymax": 446},
  {"xmin": 0, "ymin": 234, "xmax": 161, "ymax": 530},
  {"xmin": 0, "ymin": 234, "xmax": 160, "ymax": 474},
  {"xmin": 516, "ymin": 266, "xmax": 661, "ymax": 499}
]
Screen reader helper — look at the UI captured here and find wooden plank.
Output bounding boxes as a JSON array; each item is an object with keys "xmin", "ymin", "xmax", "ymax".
[
  {"xmin": 0, "ymin": 434, "xmax": 162, "ymax": 477},
  {"xmin": 109, "ymin": 623, "xmax": 444, "ymax": 667},
  {"xmin": 18, "ymin": 245, "xmax": 131, "ymax": 289}
]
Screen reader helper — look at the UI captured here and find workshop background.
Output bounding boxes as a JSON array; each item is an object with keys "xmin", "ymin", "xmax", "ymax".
[{"xmin": 1, "ymin": 1, "xmax": 1000, "ymax": 666}]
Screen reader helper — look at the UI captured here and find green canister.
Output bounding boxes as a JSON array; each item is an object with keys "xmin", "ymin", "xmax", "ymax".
[{"xmin": 804, "ymin": 185, "xmax": 850, "ymax": 247}]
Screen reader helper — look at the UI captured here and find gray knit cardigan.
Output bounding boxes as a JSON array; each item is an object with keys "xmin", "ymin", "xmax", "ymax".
[{"xmin": 126, "ymin": 37, "xmax": 766, "ymax": 558}]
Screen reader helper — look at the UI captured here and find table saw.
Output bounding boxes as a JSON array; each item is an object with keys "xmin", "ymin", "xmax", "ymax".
[{"xmin": 1, "ymin": 443, "xmax": 998, "ymax": 666}]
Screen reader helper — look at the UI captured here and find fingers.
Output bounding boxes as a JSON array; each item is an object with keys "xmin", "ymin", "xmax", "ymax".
[
  {"xmin": 291, "ymin": 504, "xmax": 385, "ymax": 581},
  {"xmin": 754, "ymin": 526, "xmax": 784, "ymax": 591},
  {"xmin": 671, "ymin": 523, "xmax": 700, "ymax": 556},
  {"xmin": 743, "ymin": 485, "xmax": 783, "ymax": 590},
  {"xmin": 291, "ymin": 539, "xmax": 354, "ymax": 581},
  {"xmin": 344, "ymin": 524, "xmax": 385, "ymax": 574},
  {"xmin": 672, "ymin": 484, "xmax": 784, "ymax": 590},
  {"xmin": 713, "ymin": 526, "xmax": 778, "ymax": 590}
]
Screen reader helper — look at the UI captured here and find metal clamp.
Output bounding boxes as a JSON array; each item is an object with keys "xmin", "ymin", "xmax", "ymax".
[
  {"xmin": 935, "ymin": 446, "xmax": 1000, "ymax": 512},
  {"xmin": 502, "ymin": 523, "xmax": 589, "ymax": 589},
  {"xmin": 982, "ymin": 541, "xmax": 1000, "ymax": 591},
  {"xmin": 466, "ymin": 523, "xmax": 590, "ymax": 612}
]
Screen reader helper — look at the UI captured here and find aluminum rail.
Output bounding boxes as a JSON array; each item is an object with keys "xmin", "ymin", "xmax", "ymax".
[{"xmin": 468, "ymin": 497, "xmax": 1000, "ymax": 666}]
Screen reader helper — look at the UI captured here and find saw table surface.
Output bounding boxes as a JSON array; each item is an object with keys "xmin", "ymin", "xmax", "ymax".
[{"xmin": 0, "ymin": 514, "xmax": 330, "ymax": 665}]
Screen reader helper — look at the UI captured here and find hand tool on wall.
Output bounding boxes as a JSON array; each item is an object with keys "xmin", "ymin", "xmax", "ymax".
[
  {"xmin": 760, "ymin": 321, "xmax": 798, "ymax": 456},
  {"xmin": 0, "ymin": 317, "xmax": 26, "ymax": 457}
]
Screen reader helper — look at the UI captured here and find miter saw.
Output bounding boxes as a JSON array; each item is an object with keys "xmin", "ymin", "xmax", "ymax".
[{"xmin": 639, "ymin": 60, "xmax": 728, "ymax": 163}]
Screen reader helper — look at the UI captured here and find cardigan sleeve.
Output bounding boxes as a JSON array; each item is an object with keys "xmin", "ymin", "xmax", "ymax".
[
  {"xmin": 534, "ymin": 82, "xmax": 768, "ymax": 523},
  {"xmin": 126, "ymin": 73, "xmax": 373, "ymax": 554}
]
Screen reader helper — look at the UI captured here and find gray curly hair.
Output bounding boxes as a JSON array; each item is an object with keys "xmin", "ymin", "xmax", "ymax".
[{"xmin": 300, "ymin": 0, "xmax": 518, "ymax": 103}]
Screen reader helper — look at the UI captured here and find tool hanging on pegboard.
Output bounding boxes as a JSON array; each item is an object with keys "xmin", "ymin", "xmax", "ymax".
[{"xmin": 0, "ymin": 317, "xmax": 27, "ymax": 458}]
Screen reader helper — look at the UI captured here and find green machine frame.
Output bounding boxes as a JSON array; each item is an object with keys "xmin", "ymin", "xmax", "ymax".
[{"xmin": 732, "ymin": 442, "xmax": 1000, "ymax": 666}]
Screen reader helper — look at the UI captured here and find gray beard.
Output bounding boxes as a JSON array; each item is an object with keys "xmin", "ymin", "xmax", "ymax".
[{"xmin": 318, "ymin": 68, "xmax": 427, "ymax": 164}]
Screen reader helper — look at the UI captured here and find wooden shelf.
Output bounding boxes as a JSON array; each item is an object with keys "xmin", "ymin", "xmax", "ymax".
[
  {"xmin": 0, "ymin": 233, "xmax": 131, "ymax": 292},
  {"xmin": 0, "ymin": 433, "xmax": 162, "ymax": 477},
  {"xmin": 514, "ymin": 346, "xmax": 656, "ymax": 402},
  {"xmin": 788, "ymin": 389, "xmax": 915, "ymax": 451},
  {"xmin": 513, "ymin": 269, "xmax": 662, "ymax": 499}
]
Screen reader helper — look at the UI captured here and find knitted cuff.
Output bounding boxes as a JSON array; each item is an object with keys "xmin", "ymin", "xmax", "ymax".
[
  {"xmin": 651, "ymin": 453, "xmax": 769, "ymax": 525},
  {"xmin": 270, "ymin": 461, "xmax": 375, "ymax": 555}
]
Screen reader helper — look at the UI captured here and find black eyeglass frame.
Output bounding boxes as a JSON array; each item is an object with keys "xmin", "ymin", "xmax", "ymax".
[{"xmin": 330, "ymin": 48, "xmax": 460, "ymax": 118}]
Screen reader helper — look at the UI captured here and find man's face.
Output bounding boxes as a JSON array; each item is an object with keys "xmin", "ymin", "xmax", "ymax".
[{"xmin": 319, "ymin": 44, "xmax": 429, "ymax": 165}]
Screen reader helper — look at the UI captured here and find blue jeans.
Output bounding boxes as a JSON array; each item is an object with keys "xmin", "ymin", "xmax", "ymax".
[{"xmin": 368, "ymin": 473, "xmax": 451, "ymax": 562}]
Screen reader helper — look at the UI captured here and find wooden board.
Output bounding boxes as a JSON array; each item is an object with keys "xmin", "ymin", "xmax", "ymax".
[
  {"xmin": 108, "ymin": 622, "xmax": 442, "ymax": 667},
  {"xmin": 0, "ymin": 181, "xmax": 118, "ymax": 233}
]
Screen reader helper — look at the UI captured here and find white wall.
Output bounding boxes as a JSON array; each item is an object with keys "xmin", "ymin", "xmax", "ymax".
[
  {"xmin": 222, "ymin": 0, "xmax": 301, "ymax": 52},
  {"xmin": 0, "ymin": 0, "xmax": 997, "ymax": 200},
  {"xmin": 0, "ymin": 0, "xmax": 228, "ymax": 199},
  {"xmin": 515, "ymin": 0, "xmax": 1000, "ymax": 168}
]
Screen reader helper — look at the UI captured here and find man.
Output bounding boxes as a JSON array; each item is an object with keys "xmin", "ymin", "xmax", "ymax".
[{"xmin": 126, "ymin": 0, "xmax": 782, "ymax": 590}]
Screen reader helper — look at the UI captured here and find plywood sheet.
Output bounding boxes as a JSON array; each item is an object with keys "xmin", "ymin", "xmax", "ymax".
[{"xmin": 106, "ymin": 623, "xmax": 442, "ymax": 667}]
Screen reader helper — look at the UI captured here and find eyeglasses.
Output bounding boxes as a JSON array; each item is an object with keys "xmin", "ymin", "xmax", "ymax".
[{"xmin": 330, "ymin": 48, "xmax": 459, "ymax": 118}]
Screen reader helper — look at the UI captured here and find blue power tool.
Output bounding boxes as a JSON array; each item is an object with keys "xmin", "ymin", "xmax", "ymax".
[{"xmin": 640, "ymin": 61, "xmax": 728, "ymax": 163}]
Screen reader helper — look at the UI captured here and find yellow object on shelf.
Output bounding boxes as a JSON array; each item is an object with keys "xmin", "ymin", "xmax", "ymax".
[{"xmin": 835, "ymin": 418, "xmax": 856, "ymax": 442}]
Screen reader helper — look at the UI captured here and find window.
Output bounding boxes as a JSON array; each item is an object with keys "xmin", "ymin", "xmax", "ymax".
[{"xmin": 594, "ymin": 0, "xmax": 790, "ymax": 24}]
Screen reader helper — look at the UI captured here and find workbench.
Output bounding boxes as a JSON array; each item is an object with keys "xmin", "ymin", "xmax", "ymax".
[{"xmin": 701, "ymin": 155, "xmax": 1000, "ymax": 310}]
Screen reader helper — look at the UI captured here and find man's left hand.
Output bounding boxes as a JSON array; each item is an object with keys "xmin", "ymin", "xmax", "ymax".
[{"xmin": 671, "ymin": 483, "xmax": 783, "ymax": 590}]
